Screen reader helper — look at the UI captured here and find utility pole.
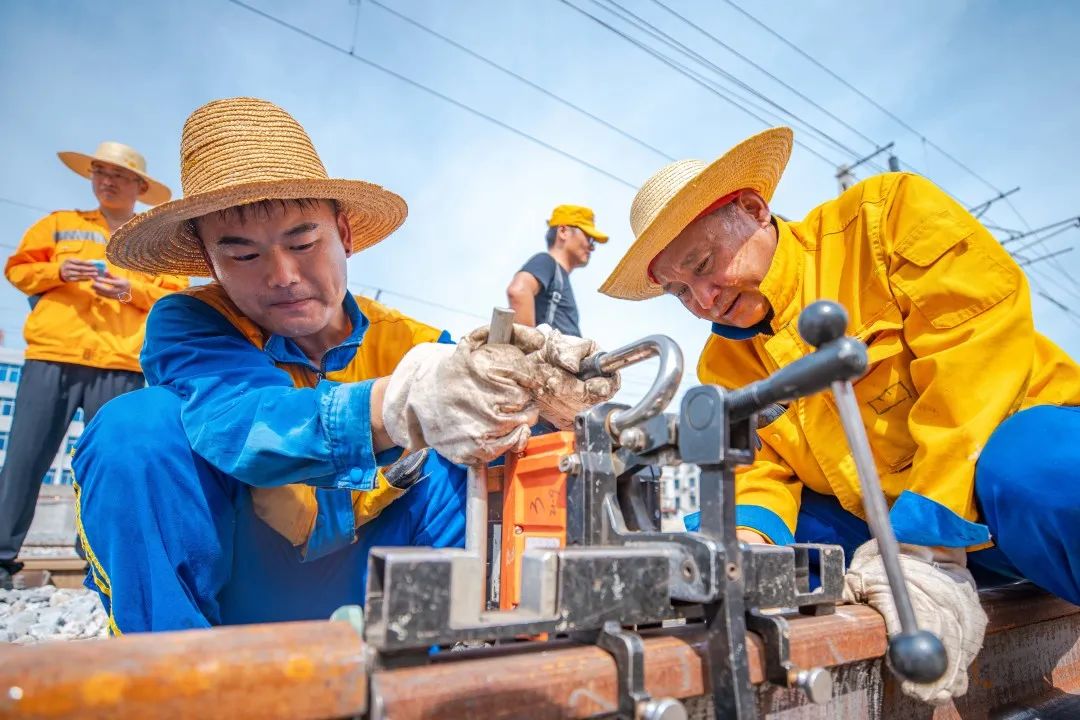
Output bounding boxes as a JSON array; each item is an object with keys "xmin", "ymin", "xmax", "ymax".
[{"xmin": 836, "ymin": 142, "xmax": 896, "ymax": 192}]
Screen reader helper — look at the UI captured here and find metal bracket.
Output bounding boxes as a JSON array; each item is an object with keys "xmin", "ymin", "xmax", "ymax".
[
  {"xmin": 746, "ymin": 611, "xmax": 832, "ymax": 704},
  {"xmin": 594, "ymin": 621, "xmax": 650, "ymax": 719}
]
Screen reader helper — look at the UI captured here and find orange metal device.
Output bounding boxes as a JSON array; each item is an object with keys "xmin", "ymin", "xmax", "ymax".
[{"xmin": 498, "ymin": 431, "xmax": 575, "ymax": 610}]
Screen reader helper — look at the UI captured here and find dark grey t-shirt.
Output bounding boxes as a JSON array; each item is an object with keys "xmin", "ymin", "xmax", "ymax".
[{"xmin": 521, "ymin": 253, "xmax": 580, "ymax": 337}]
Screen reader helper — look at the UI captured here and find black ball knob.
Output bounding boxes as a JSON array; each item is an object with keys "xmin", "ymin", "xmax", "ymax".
[
  {"xmin": 797, "ymin": 300, "xmax": 849, "ymax": 348},
  {"xmin": 888, "ymin": 631, "xmax": 948, "ymax": 684}
]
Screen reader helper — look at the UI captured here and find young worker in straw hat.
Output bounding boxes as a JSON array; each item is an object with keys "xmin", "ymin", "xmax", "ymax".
[
  {"xmin": 0, "ymin": 142, "xmax": 187, "ymax": 590},
  {"xmin": 72, "ymin": 97, "xmax": 618, "ymax": 633},
  {"xmin": 601, "ymin": 127, "xmax": 1080, "ymax": 705},
  {"xmin": 507, "ymin": 204, "xmax": 608, "ymax": 338}
]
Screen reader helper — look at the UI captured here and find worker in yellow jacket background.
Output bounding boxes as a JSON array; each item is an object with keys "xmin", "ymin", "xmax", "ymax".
[
  {"xmin": 601, "ymin": 127, "xmax": 1080, "ymax": 706},
  {"xmin": 0, "ymin": 141, "xmax": 188, "ymax": 589}
]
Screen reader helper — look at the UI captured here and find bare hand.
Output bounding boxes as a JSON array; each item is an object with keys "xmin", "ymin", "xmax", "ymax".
[
  {"xmin": 60, "ymin": 259, "xmax": 100, "ymax": 283},
  {"xmin": 91, "ymin": 275, "xmax": 132, "ymax": 301}
]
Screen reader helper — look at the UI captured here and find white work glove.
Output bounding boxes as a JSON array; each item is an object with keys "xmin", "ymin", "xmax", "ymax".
[
  {"xmin": 842, "ymin": 541, "xmax": 987, "ymax": 706},
  {"xmin": 522, "ymin": 325, "xmax": 621, "ymax": 429},
  {"xmin": 382, "ymin": 327, "xmax": 541, "ymax": 465}
]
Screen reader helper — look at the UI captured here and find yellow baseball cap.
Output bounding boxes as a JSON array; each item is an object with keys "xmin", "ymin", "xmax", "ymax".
[{"xmin": 547, "ymin": 204, "xmax": 608, "ymax": 242}]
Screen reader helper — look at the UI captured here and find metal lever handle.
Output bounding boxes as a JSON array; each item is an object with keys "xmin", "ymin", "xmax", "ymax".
[
  {"xmin": 464, "ymin": 308, "xmax": 516, "ymax": 598},
  {"xmin": 578, "ymin": 335, "xmax": 683, "ymax": 436},
  {"xmin": 800, "ymin": 301, "xmax": 947, "ymax": 684},
  {"xmin": 723, "ymin": 304, "xmax": 868, "ymax": 423}
]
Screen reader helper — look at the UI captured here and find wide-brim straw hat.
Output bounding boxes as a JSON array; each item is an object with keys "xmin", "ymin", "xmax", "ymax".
[
  {"xmin": 107, "ymin": 97, "xmax": 407, "ymax": 277},
  {"xmin": 58, "ymin": 141, "xmax": 172, "ymax": 206},
  {"xmin": 599, "ymin": 127, "xmax": 793, "ymax": 300}
]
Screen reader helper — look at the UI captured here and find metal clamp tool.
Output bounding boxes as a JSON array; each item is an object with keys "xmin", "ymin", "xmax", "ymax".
[
  {"xmin": 361, "ymin": 300, "xmax": 939, "ymax": 718},
  {"xmin": 722, "ymin": 300, "xmax": 948, "ymax": 685}
]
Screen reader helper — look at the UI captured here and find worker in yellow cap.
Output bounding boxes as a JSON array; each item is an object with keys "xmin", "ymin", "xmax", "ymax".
[
  {"xmin": 507, "ymin": 204, "xmax": 607, "ymax": 338},
  {"xmin": 601, "ymin": 127, "xmax": 1080, "ymax": 705}
]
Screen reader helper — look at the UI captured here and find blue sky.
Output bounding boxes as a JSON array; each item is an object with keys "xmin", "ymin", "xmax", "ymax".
[{"xmin": 1, "ymin": 0, "xmax": 1078, "ymax": 402}]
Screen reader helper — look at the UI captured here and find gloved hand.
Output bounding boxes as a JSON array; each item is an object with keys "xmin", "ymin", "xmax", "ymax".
[
  {"xmin": 382, "ymin": 328, "xmax": 541, "ymax": 465},
  {"xmin": 519, "ymin": 324, "xmax": 621, "ymax": 429},
  {"xmin": 842, "ymin": 541, "xmax": 987, "ymax": 706}
]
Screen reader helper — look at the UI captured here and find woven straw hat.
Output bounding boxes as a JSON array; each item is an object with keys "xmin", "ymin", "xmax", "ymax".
[
  {"xmin": 107, "ymin": 97, "xmax": 407, "ymax": 276},
  {"xmin": 599, "ymin": 127, "xmax": 793, "ymax": 300},
  {"xmin": 58, "ymin": 141, "xmax": 171, "ymax": 206}
]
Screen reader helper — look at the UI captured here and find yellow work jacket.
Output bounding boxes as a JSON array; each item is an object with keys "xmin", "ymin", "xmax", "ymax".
[
  {"xmin": 5, "ymin": 209, "xmax": 188, "ymax": 372},
  {"xmin": 184, "ymin": 283, "xmax": 447, "ymax": 556},
  {"xmin": 698, "ymin": 173, "xmax": 1080, "ymax": 549}
]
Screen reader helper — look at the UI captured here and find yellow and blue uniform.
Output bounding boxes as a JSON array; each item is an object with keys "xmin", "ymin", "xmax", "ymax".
[
  {"xmin": 685, "ymin": 173, "xmax": 1080, "ymax": 604},
  {"xmin": 6, "ymin": 209, "xmax": 188, "ymax": 371},
  {"xmin": 72, "ymin": 284, "xmax": 466, "ymax": 632}
]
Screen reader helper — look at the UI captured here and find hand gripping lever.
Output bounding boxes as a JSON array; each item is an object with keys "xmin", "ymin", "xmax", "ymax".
[
  {"xmin": 801, "ymin": 301, "xmax": 948, "ymax": 684},
  {"xmin": 464, "ymin": 308, "xmax": 516, "ymax": 609},
  {"xmin": 716, "ymin": 301, "xmax": 947, "ymax": 685}
]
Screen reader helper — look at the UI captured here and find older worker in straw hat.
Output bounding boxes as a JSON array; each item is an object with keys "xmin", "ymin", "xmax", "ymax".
[
  {"xmin": 0, "ymin": 142, "xmax": 187, "ymax": 590},
  {"xmin": 601, "ymin": 127, "xmax": 1080, "ymax": 704},
  {"xmin": 72, "ymin": 97, "xmax": 617, "ymax": 633}
]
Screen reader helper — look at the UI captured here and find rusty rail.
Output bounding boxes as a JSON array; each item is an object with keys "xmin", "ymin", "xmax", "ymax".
[
  {"xmin": 1, "ymin": 587, "xmax": 1077, "ymax": 719},
  {"xmin": 0, "ymin": 620, "xmax": 367, "ymax": 720}
]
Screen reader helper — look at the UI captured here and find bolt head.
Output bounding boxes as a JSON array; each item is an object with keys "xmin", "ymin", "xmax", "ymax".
[
  {"xmin": 794, "ymin": 667, "xmax": 832, "ymax": 704},
  {"xmin": 638, "ymin": 697, "xmax": 687, "ymax": 720},
  {"xmin": 619, "ymin": 427, "xmax": 647, "ymax": 451},
  {"xmin": 558, "ymin": 454, "xmax": 581, "ymax": 474}
]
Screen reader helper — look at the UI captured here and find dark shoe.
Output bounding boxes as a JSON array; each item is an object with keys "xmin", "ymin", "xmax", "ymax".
[{"xmin": 0, "ymin": 561, "xmax": 23, "ymax": 591}]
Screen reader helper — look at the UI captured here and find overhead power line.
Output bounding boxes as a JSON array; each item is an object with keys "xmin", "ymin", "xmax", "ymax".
[
  {"xmin": 1000, "ymin": 216, "xmax": 1080, "ymax": 246},
  {"xmin": 1010, "ymin": 221, "xmax": 1080, "ymax": 255},
  {"xmin": 1018, "ymin": 247, "xmax": 1073, "ymax": 267},
  {"xmin": 224, "ymin": 0, "xmax": 638, "ymax": 190},
  {"xmin": 556, "ymin": 0, "xmax": 845, "ymax": 168},
  {"xmin": 350, "ymin": 283, "xmax": 487, "ymax": 322},
  {"xmin": 588, "ymin": 0, "xmax": 866, "ymax": 166},
  {"xmin": 719, "ymin": 0, "xmax": 1013, "ymax": 199},
  {"xmin": 968, "ymin": 187, "xmax": 1020, "ymax": 219},
  {"xmin": 367, "ymin": 0, "xmax": 674, "ymax": 162},
  {"xmin": 645, "ymin": 0, "xmax": 880, "ymax": 151},
  {"xmin": 0, "ymin": 197, "xmax": 51, "ymax": 214}
]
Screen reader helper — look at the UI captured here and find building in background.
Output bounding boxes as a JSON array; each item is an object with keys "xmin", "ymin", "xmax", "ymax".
[
  {"xmin": 660, "ymin": 463, "xmax": 699, "ymax": 531},
  {"xmin": 0, "ymin": 347, "xmax": 82, "ymax": 486}
]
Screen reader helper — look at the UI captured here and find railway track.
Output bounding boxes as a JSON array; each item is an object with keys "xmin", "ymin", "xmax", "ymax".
[{"xmin": 12, "ymin": 556, "xmax": 88, "ymax": 590}]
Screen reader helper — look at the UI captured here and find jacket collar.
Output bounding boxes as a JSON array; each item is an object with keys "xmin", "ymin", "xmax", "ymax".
[
  {"xmin": 262, "ymin": 291, "xmax": 370, "ymax": 373},
  {"xmin": 758, "ymin": 217, "xmax": 804, "ymax": 335}
]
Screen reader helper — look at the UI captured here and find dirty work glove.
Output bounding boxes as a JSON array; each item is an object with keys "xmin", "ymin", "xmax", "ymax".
[
  {"xmin": 515, "ymin": 325, "xmax": 621, "ymax": 429},
  {"xmin": 382, "ymin": 329, "xmax": 541, "ymax": 465},
  {"xmin": 842, "ymin": 541, "xmax": 987, "ymax": 706}
]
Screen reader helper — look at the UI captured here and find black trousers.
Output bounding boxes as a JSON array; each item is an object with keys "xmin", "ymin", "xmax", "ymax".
[{"xmin": 0, "ymin": 360, "xmax": 143, "ymax": 568}]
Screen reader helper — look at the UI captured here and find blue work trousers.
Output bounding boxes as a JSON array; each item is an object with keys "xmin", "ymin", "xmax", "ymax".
[
  {"xmin": 794, "ymin": 405, "xmax": 1080, "ymax": 605},
  {"xmin": 73, "ymin": 386, "xmax": 467, "ymax": 633}
]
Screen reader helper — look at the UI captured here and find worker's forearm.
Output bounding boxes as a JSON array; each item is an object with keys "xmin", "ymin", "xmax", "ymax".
[
  {"xmin": 369, "ymin": 376, "xmax": 395, "ymax": 454},
  {"xmin": 737, "ymin": 528, "xmax": 768, "ymax": 544},
  {"xmin": 508, "ymin": 292, "xmax": 535, "ymax": 326}
]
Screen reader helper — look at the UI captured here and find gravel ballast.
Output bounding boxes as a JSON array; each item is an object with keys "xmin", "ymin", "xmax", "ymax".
[{"xmin": 0, "ymin": 586, "xmax": 108, "ymax": 644}]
